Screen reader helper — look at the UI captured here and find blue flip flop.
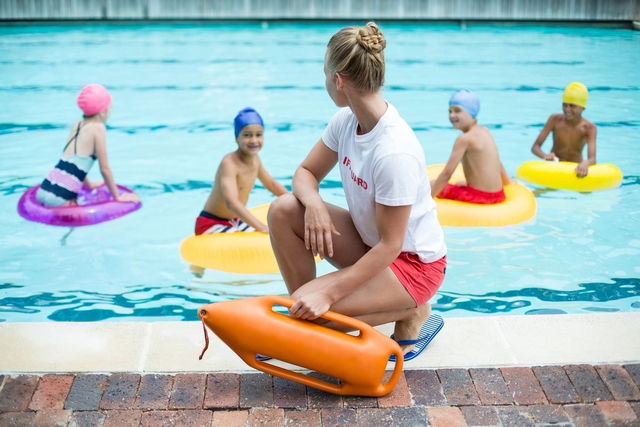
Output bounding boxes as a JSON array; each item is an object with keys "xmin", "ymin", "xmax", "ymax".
[
  {"xmin": 389, "ymin": 314, "xmax": 444, "ymax": 362},
  {"xmin": 256, "ymin": 354, "xmax": 272, "ymax": 361}
]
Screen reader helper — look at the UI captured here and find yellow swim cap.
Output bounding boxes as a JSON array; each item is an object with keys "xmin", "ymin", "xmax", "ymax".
[{"xmin": 562, "ymin": 82, "xmax": 588, "ymax": 108}]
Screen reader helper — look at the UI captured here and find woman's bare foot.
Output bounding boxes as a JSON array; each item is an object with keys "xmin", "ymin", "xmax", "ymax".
[{"xmin": 392, "ymin": 303, "xmax": 431, "ymax": 355}]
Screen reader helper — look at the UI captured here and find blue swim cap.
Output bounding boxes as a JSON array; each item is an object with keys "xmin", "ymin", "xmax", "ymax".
[
  {"xmin": 449, "ymin": 89, "xmax": 480, "ymax": 118},
  {"xmin": 234, "ymin": 107, "xmax": 264, "ymax": 137}
]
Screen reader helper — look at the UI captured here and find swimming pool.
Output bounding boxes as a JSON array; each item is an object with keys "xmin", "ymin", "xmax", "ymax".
[{"xmin": 1, "ymin": 22, "xmax": 639, "ymax": 321}]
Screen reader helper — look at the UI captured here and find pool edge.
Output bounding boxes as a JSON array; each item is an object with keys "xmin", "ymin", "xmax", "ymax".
[{"xmin": 1, "ymin": 312, "xmax": 639, "ymax": 373}]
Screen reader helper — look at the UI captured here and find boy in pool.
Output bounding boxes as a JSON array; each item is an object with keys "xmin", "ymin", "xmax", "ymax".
[
  {"xmin": 430, "ymin": 89, "xmax": 511, "ymax": 204},
  {"xmin": 530, "ymin": 82, "xmax": 596, "ymax": 177},
  {"xmin": 190, "ymin": 107, "xmax": 288, "ymax": 277}
]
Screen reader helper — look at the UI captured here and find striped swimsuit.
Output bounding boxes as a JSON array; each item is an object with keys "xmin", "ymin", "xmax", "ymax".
[{"xmin": 36, "ymin": 123, "xmax": 97, "ymax": 207}]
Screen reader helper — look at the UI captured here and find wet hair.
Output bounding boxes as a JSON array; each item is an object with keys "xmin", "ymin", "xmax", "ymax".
[{"xmin": 326, "ymin": 22, "xmax": 386, "ymax": 92}]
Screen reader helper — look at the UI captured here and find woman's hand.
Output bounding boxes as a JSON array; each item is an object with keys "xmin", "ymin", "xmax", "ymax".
[
  {"xmin": 289, "ymin": 290, "xmax": 332, "ymax": 320},
  {"xmin": 303, "ymin": 200, "xmax": 340, "ymax": 259},
  {"xmin": 544, "ymin": 152, "xmax": 559, "ymax": 162}
]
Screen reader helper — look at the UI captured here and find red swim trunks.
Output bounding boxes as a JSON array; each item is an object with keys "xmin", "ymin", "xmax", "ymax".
[
  {"xmin": 194, "ymin": 210, "xmax": 252, "ymax": 235},
  {"xmin": 389, "ymin": 254, "xmax": 447, "ymax": 306},
  {"xmin": 438, "ymin": 183, "xmax": 505, "ymax": 204}
]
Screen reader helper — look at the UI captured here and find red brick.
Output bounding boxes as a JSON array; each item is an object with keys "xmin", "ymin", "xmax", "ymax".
[
  {"xmin": 343, "ymin": 395, "xmax": 377, "ymax": 409},
  {"xmin": 388, "ymin": 407, "xmax": 429, "ymax": 425},
  {"xmin": 135, "ymin": 374, "xmax": 173, "ymax": 410},
  {"xmin": 103, "ymin": 409, "xmax": 143, "ymax": 427},
  {"xmin": 69, "ymin": 410, "xmax": 106, "ymax": 426},
  {"xmin": 64, "ymin": 374, "xmax": 108, "ymax": 410},
  {"xmin": 496, "ymin": 406, "xmax": 535, "ymax": 426},
  {"xmin": 406, "ymin": 369, "xmax": 446, "ymax": 406},
  {"xmin": 460, "ymin": 406, "xmax": 499, "ymax": 426},
  {"xmin": 100, "ymin": 373, "xmax": 141, "ymax": 410},
  {"xmin": 355, "ymin": 408, "xmax": 395, "ymax": 425},
  {"xmin": 273, "ymin": 376, "xmax": 307, "ymax": 409},
  {"xmin": 631, "ymin": 402, "xmax": 640, "ymax": 419},
  {"xmin": 284, "ymin": 408, "xmax": 321, "ymax": 425},
  {"xmin": 378, "ymin": 371, "xmax": 411, "ymax": 407},
  {"xmin": 595, "ymin": 365, "xmax": 640, "ymax": 400},
  {"xmin": 526, "ymin": 404, "xmax": 571, "ymax": 424},
  {"xmin": 306, "ymin": 373, "xmax": 342, "ymax": 409},
  {"xmin": 0, "ymin": 375, "xmax": 39, "ymax": 411},
  {"xmin": 437, "ymin": 369, "xmax": 481, "ymax": 406},
  {"xmin": 320, "ymin": 407, "xmax": 356, "ymax": 425},
  {"xmin": 169, "ymin": 373, "xmax": 206, "ymax": 409},
  {"xmin": 212, "ymin": 410, "xmax": 249, "ymax": 427},
  {"xmin": 595, "ymin": 401, "xmax": 638, "ymax": 424},
  {"xmin": 32, "ymin": 409, "xmax": 71, "ymax": 426},
  {"xmin": 29, "ymin": 375, "xmax": 74, "ymax": 410},
  {"xmin": 624, "ymin": 364, "xmax": 640, "ymax": 388},
  {"xmin": 140, "ymin": 409, "xmax": 212, "ymax": 426},
  {"xmin": 469, "ymin": 368, "xmax": 512, "ymax": 405},
  {"xmin": 563, "ymin": 404, "xmax": 607, "ymax": 427},
  {"xmin": 0, "ymin": 411, "xmax": 36, "ymax": 426},
  {"xmin": 533, "ymin": 365, "xmax": 580, "ymax": 404},
  {"xmin": 140, "ymin": 410, "xmax": 177, "ymax": 426},
  {"xmin": 249, "ymin": 407, "xmax": 284, "ymax": 425},
  {"xmin": 427, "ymin": 406, "xmax": 468, "ymax": 427},
  {"xmin": 500, "ymin": 367, "xmax": 547, "ymax": 405},
  {"xmin": 174, "ymin": 409, "xmax": 213, "ymax": 426},
  {"xmin": 239, "ymin": 373, "xmax": 274, "ymax": 408},
  {"xmin": 205, "ymin": 373, "xmax": 240, "ymax": 409},
  {"xmin": 565, "ymin": 365, "xmax": 614, "ymax": 403}
]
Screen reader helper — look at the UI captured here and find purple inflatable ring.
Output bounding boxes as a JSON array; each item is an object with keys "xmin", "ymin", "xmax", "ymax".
[{"xmin": 17, "ymin": 184, "xmax": 141, "ymax": 227}]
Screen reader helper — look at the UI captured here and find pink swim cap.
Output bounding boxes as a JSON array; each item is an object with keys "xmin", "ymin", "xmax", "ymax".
[{"xmin": 77, "ymin": 84, "xmax": 112, "ymax": 116}]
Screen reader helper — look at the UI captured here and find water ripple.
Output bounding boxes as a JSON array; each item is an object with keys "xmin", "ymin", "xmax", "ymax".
[{"xmin": 1, "ymin": 278, "xmax": 638, "ymax": 321}]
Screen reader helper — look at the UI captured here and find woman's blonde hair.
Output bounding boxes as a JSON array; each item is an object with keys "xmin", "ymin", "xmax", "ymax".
[{"xmin": 326, "ymin": 22, "xmax": 386, "ymax": 92}]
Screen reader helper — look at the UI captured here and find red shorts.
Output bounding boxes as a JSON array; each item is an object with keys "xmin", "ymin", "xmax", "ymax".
[
  {"xmin": 389, "ymin": 254, "xmax": 447, "ymax": 306},
  {"xmin": 194, "ymin": 211, "xmax": 252, "ymax": 235},
  {"xmin": 438, "ymin": 183, "xmax": 505, "ymax": 204}
]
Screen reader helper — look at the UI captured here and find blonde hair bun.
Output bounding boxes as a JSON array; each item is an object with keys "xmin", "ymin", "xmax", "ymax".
[{"xmin": 356, "ymin": 22, "xmax": 386, "ymax": 54}]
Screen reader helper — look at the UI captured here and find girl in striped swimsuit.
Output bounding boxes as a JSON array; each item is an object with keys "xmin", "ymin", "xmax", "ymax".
[{"xmin": 36, "ymin": 84, "xmax": 139, "ymax": 207}]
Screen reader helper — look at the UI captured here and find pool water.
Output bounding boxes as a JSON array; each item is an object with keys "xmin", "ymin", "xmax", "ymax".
[{"xmin": 1, "ymin": 23, "xmax": 639, "ymax": 321}]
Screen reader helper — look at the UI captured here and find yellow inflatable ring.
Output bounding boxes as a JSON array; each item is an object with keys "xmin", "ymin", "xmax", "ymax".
[
  {"xmin": 180, "ymin": 205, "xmax": 278, "ymax": 274},
  {"xmin": 428, "ymin": 164, "xmax": 536, "ymax": 227},
  {"xmin": 516, "ymin": 161, "xmax": 622, "ymax": 192}
]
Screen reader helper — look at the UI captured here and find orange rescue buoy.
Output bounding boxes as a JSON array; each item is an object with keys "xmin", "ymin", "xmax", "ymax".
[{"xmin": 198, "ymin": 295, "xmax": 404, "ymax": 397}]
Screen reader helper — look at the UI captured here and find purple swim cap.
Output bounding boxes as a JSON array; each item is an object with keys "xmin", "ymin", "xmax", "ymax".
[
  {"xmin": 77, "ymin": 84, "xmax": 112, "ymax": 116},
  {"xmin": 234, "ymin": 107, "xmax": 264, "ymax": 137},
  {"xmin": 449, "ymin": 89, "xmax": 480, "ymax": 118}
]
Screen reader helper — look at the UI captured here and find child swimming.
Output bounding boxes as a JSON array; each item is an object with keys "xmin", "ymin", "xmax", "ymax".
[
  {"xmin": 531, "ymin": 82, "xmax": 597, "ymax": 177},
  {"xmin": 431, "ymin": 89, "xmax": 511, "ymax": 204},
  {"xmin": 190, "ymin": 107, "xmax": 288, "ymax": 277},
  {"xmin": 36, "ymin": 84, "xmax": 139, "ymax": 207}
]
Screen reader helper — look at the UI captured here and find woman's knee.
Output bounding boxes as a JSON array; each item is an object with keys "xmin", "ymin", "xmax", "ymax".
[{"xmin": 268, "ymin": 193, "xmax": 302, "ymax": 227}]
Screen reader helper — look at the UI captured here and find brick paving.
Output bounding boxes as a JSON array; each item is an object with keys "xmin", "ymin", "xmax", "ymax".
[{"xmin": 1, "ymin": 364, "xmax": 639, "ymax": 426}]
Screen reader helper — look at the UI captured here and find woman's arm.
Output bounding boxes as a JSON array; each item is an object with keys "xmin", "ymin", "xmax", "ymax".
[
  {"xmin": 289, "ymin": 203, "xmax": 411, "ymax": 320},
  {"xmin": 293, "ymin": 139, "xmax": 340, "ymax": 258}
]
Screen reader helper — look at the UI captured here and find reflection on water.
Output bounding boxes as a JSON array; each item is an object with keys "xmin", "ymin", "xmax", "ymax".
[{"xmin": 1, "ymin": 278, "xmax": 638, "ymax": 322}]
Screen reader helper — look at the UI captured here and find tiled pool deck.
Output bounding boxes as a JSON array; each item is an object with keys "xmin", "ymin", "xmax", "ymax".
[{"xmin": 1, "ymin": 312, "xmax": 639, "ymax": 426}]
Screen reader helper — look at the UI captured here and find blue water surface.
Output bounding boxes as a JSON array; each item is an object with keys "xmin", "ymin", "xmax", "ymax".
[{"xmin": 1, "ymin": 22, "xmax": 639, "ymax": 321}]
